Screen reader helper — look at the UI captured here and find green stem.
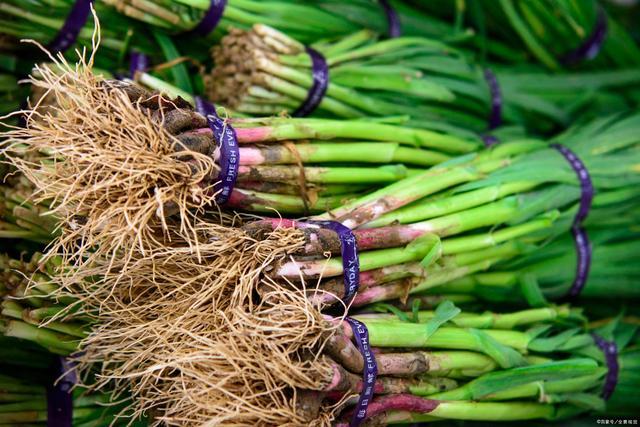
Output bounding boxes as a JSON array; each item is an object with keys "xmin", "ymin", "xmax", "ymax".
[
  {"xmin": 357, "ymin": 306, "xmax": 573, "ymax": 330},
  {"xmin": 363, "ymin": 323, "xmax": 531, "ymax": 351},
  {"xmin": 276, "ymin": 234, "xmax": 440, "ymax": 278},
  {"xmin": 3, "ymin": 321, "xmax": 77, "ymax": 355}
]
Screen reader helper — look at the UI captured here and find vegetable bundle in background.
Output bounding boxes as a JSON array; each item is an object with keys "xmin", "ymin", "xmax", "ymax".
[
  {"xmin": 0, "ymin": 0, "xmax": 514, "ymax": 82},
  {"xmin": 0, "ymin": 252, "xmax": 83, "ymax": 356},
  {"xmin": 424, "ymin": 224, "xmax": 640, "ymax": 307},
  {"xmin": 0, "ymin": 174, "xmax": 56, "ymax": 245},
  {"xmin": 412, "ymin": 0, "xmax": 640, "ymax": 71},
  {"xmin": 0, "ymin": 337, "xmax": 142, "ymax": 426},
  {"xmin": 100, "ymin": 0, "xmax": 501, "ymax": 52},
  {"xmin": 0, "ymin": 1, "xmax": 162, "ymax": 68},
  {"xmin": 0, "ymin": 1, "xmax": 201, "ymax": 95},
  {"xmin": 0, "ymin": 249, "xmax": 149, "ymax": 425},
  {"xmin": 206, "ymin": 24, "xmax": 640, "ymax": 135}
]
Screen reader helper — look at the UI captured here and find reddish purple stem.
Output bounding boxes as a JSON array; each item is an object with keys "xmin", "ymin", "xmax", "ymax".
[{"xmin": 336, "ymin": 394, "xmax": 440, "ymax": 426}]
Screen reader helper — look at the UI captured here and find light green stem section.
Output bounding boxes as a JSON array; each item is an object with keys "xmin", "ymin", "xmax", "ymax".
[
  {"xmin": 363, "ymin": 323, "xmax": 531, "ymax": 351},
  {"xmin": 356, "ymin": 306, "xmax": 573, "ymax": 330}
]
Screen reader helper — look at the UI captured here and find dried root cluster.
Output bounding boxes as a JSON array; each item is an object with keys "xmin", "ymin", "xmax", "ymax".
[
  {"xmin": 70, "ymin": 218, "xmax": 339, "ymax": 426},
  {"xmin": 1, "ymin": 48, "xmax": 220, "ymax": 270}
]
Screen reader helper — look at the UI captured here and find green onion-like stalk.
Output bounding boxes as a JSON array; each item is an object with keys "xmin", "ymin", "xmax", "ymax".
[
  {"xmin": 0, "ymin": 336, "xmax": 144, "ymax": 425},
  {"xmin": 414, "ymin": 0, "xmax": 640, "ymax": 71},
  {"xmin": 0, "ymin": 1, "xmax": 165, "ymax": 69},
  {"xmin": 206, "ymin": 24, "xmax": 640, "ymax": 134}
]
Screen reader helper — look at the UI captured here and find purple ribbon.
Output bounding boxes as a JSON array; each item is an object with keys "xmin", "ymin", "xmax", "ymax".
[
  {"xmin": 307, "ymin": 220, "xmax": 360, "ymax": 303},
  {"xmin": 190, "ymin": 0, "xmax": 227, "ymax": 36},
  {"xmin": 561, "ymin": 7, "xmax": 608, "ymax": 66},
  {"xmin": 46, "ymin": 357, "xmax": 77, "ymax": 427},
  {"xmin": 292, "ymin": 47, "xmax": 329, "ymax": 117},
  {"xmin": 483, "ymin": 68, "xmax": 502, "ymax": 130},
  {"xmin": 566, "ymin": 226, "xmax": 592, "ymax": 298},
  {"xmin": 194, "ymin": 96, "xmax": 239, "ymax": 204},
  {"xmin": 379, "ymin": 0, "xmax": 402, "ymax": 38},
  {"xmin": 129, "ymin": 51, "xmax": 149, "ymax": 79},
  {"xmin": 113, "ymin": 52, "xmax": 149, "ymax": 83},
  {"xmin": 552, "ymin": 144, "xmax": 594, "ymax": 299},
  {"xmin": 591, "ymin": 333, "xmax": 619, "ymax": 400},
  {"xmin": 48, "ymin": 0, "xmax": 94, "ymax": 54},
  {"xmin": 552, "ymin": 144, "xmax": 594, "ymax": 226},
  {"xmin": 345, "ymin": 317, "xmax": 378, "ymax": 427}
]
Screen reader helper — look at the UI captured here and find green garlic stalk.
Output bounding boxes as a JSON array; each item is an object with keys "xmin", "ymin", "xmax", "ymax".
[{"xmin": 206, "ymin": 24, "xmax": 640, "ymax": 135}]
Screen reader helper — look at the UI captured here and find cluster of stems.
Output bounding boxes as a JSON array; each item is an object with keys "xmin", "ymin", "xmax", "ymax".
[
  {"xmin": 206, "ymin": 24, "xmax": 640, "ymax": 134},
  {"xmin": 112, "ymin": 78, "xmax": 480, "ymax": 215},
  {"xmin": 297, "ymin": 303, "xmax": 637, "ymax": 423},
  {"xmin": 0, "ymin": 177, "xmax": 57, "ymax": 244},
  {"xmin": 0, "ymin": 252, "xmax": 82, "ymax": 355},
  {"xmin": 99, "ymin": 0, "xmax": 485, "ymax": 47},
  {"xmin": 0, "ymin": 335, "xmax": 142, "ymax": 426},
  {"xmin": 414, "ymin": 0, "xmax": 640, "ymax": 70},
  {"xmin": 246, "ymin": 114, "xmax": 639, "ymax": 310}
]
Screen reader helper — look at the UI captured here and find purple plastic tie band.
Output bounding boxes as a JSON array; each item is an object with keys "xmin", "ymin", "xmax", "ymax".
[
  {"xmin": 591, "ymin": 333, "xmax": 619, "ymax": 400},
  {"xmin": 194, "ymin": 96, "xmax": 239, "ymax": 204},
  {"xmin": 190, "ymin": 0, "xmax": 227, "ymax": 36},
  {"xmin": 307, "ymin": 220, "xmax": 360, "ymax": 303},
  {"xmin": 46, "ymin": 357, "xmax": 77, "ymax": 427},
  {"xmin": 345, "ymin": 317, "xmax": 378, "ymax": 427},
  {"xmin": 292, "ymin": 47, "xmax": 329, "ymax": 117},
  {"xmin": 561, "ymin": 7, "xmax": 608, "ymax": 66},
  {"xmin": 552, "ymin": 144, "xmax": 594, "ymax": 299},
  {"xmin": 552, "ymin": 144, "xmax": 594, "ymax": 226},
  {"xmin": 483, "ymin": 68, "xmax": 502, "ymax": 130},
  {"xmin": 48, "ymin": 0, "xmax": 94, "ymax": 54},
  {"xmin": 379, "ymin": 0, "xmax": 402, "ymax": 38},
  {"xmin": 566, "ymin": 226, "xmax": 591, "ymax": 298},
  {"xmin": 129, "ymin": 51, "xmax": 149, "ymax": 79}
]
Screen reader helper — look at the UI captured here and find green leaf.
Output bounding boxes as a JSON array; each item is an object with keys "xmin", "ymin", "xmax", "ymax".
[
  {"xmin": 526, "ymin": 324, "xmax": 552, "ymax": 340},
  {"xmin": 519, "ymin": 272, "xmax": 548, "ymax": 307},
  {"xmin": 467, "ymin": 358, "xmax": 599, "ymax": 399},
  {"xmin": 152, "ymin": 31, "xmax": 193, "ymax": 93},
  {"xmin": 561, "ymin": 393, "xmax": 606, "ymax": 412},
  {"xmin": 331, "ymin": 66, "xmax": 456, "ymax": 102},
  {"xmin": 371, "ymin": 303, "xmax": 411, "ymax": 323},
  {"xmin": 420, "ymin": 238, "xmax": 442, "ymax": 269},
  {"xmin": 593, "ymin": 312, "xmax": 639, "ymax": 351},
  {"xmin": 615, "ymin": 323, "xmax": 639, "ymax": 350},
  {"xmin": 529, "ymin": 328, "xmax": 592, "ymax": 353},
  {"xmin": 422, "ymin": 301, "xmax": 461, "ymax": 341},
  {"xmin": 411, "ymin": 299, "xmax": 422, "ymax": 323},
  {"xmin": 469, "ymin": 328, "xmax": 528, "ymax": 368}
]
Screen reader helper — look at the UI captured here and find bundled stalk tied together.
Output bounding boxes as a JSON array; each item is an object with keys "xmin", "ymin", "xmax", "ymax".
[
  {"xmin": 1, "ymin": 49, "xmax": 224, "ymax": 267},
  {"xmin": 2, "ymin": 46, "xmax": 486, "ymax": 270},
  {"xmin": 206, "ymin": 23, "xmax": 640, "ymax": 135}
]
